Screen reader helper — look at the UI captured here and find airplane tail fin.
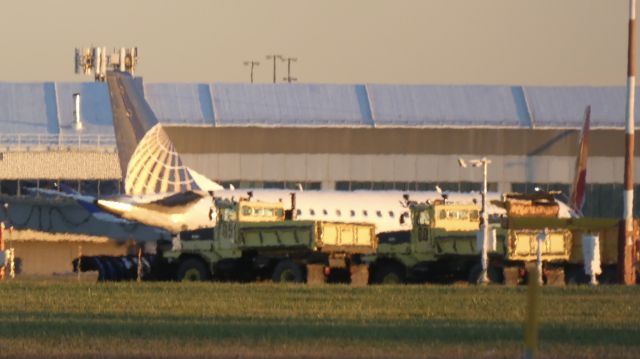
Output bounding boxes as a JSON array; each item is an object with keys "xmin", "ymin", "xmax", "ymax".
[
  {"xmin": 124, "ymin": 124, "xmax": 223, "ymax": 195},
  {"xmin": 105, "ymin": 71, "xmax": 158, "ymax": 180},
  {"xmin": 569, "ymin": 105, "xmax": 590, "ymax": 215},
  {"xmin": 105, "ymin": 71, "xmax": 223, "ymax": 195}
]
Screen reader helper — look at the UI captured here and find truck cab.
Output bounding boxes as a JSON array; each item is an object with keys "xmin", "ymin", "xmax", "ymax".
[{"xmin": 370, "ymin": 193, "xmax": 572, "ymax": 284}]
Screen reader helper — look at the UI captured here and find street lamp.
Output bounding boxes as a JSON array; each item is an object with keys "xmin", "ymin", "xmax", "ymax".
[
  {"xmin": 243, "ymin": 60, "xmax": 260, "ymax": 84},
  {"xmin": 265, "ymin": 54, "xmax": 284, "ymax": 83},
  {"xmin": 459, "ymin": 157, "xmax": 492, "ymax": 284},
  {"xmin": 282, "ymin": 57, "xmax": 298, "ymax": 83}
]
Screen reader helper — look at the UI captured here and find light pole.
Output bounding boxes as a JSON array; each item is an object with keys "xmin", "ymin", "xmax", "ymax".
[
  {"xmin": 282, "ymin": 57, "xmax": 298, "ymax": 83},
  {"xmin": 243, "ymin": 61, "xmax": 260, "ymax": 84},
  {"xmin": 265, "ymin": 54, "xmax": 284, "ymax": 83},
  {"xmin": 459, "ymin": 157, "xmax": 492, "ymax": 284}
]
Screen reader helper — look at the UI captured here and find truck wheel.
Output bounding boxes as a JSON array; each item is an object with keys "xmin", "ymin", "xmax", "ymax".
[
  {"xmin": 373, "ymin": 264, "xmax": 405, "ymax": 284},
  {"xmin": 176, "ymin": 258, "xmax": 211, "ymax": 281},
  {"xmin": 272, "ymin": 260, "xmax": 304, "ymax": 283}
]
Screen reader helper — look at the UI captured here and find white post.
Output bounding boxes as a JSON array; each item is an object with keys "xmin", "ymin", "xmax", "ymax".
[
  {"xmin": 582, "ymin": 233, "xmax": 601, "ymax": 285},
  {"xmin": 459, "ymin": 157, "xmax": 492, "ymax": 284},
  {"xmin": 536, "ymin": 229, "xmax": 546, "ymax": 285},
  {"xmin": 73, "ymin": 93, "xmax": 83, "ymax": 130},
  {"xmin": 479, "ymin": 158, "xmax": 490, "ymax": 284},
  {"xmin": 9, "ymin": 248, "xmax": 15, "ymax": 279}
]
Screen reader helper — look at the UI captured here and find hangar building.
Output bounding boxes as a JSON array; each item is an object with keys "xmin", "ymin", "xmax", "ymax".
[{"xmin": 0, "ymin": 80, "xmax": 639, "ymax": 220}]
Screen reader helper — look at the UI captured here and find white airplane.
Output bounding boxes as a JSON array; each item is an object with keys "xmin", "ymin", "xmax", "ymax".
[{"xmin": 93, "ymin": 71, "xmax": 583, "ymax": 234}]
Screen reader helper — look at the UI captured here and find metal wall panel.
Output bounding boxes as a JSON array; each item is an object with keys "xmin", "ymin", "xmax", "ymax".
[
  {"xmin": 145, "ymin": 83, "xmax": 214, "ymax": 125},
  {"xmin": 211, "ymin": 84, "xmax": 368, "ymax": 126},
  {"xmin": 367, "ymin": 84, "xmax": 526, "ymax": 127}
]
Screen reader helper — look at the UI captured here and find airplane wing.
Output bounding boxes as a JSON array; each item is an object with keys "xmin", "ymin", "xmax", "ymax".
[{"xmin": 24, "ymin": 187, "xmax": 137, "ymax": 225}]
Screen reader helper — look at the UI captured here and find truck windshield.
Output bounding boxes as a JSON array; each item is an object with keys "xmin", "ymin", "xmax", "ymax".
[
  {"xmin": 419, "ymin": 211, "xmax": 431, "ymax": 225},
  {"xmin": 220, "ymin": 208, "xmax": 237, "ymax": 222}
]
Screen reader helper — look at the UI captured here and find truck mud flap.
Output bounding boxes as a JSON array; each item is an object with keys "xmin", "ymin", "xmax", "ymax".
[
  {"xmin": 350, "ymin": 264, "xmax": 369, "ymax": 286},
  {"xmin": 306, "ymin": 264, "xmax": 326, "ymax": 284}
]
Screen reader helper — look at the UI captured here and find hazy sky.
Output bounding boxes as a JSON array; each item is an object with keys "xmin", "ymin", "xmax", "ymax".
[{"xmin": 0, "ymin": 0, "xmax": 633, "ymax": 85}]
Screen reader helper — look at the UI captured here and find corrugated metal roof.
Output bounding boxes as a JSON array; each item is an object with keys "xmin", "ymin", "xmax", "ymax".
[
  {"xmin": 0, "ymin": 83, "xmax": 55, "ymax": 133},
  {"xmin": 367, "ymin": 85, "xmax": 529, "ymax": 128},
  {"xmin": 209, "ymin": 84, "xmax": 370, "ymax": 126},
  {"xmin": 523, "ymin": 86, "xmax": 640, "ymax": 128},
  {"xmin": 1, "ymin": 81, "xmax": 640, "ymax": 136},
  {"xmin": 144, "ymin": 83, "xmax": 214, "ymax": 125}
]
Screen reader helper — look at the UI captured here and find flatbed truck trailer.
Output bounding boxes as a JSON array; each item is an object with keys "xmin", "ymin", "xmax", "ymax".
[{"xmin": 367, "ymin": 193, "xmax": 573, "ymax": 285}]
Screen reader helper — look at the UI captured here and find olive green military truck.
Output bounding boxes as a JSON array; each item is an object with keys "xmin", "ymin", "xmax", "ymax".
[
  {"xmin": 367, "ymin": 193, "xmax": 572, "ymax": 285},
  {"xmin": 162, "ymin": 198, "xmax": 376, "ymax": 284}
]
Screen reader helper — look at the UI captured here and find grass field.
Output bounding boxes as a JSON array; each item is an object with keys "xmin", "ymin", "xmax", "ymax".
[{"xmin": 0, "ymin": 281, "xmax": 638, "ymax": 358}]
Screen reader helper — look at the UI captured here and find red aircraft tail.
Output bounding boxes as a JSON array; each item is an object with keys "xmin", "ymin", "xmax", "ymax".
[{"xmin": 569, "ymin": 105, "xmax": 591, "ymax": 215}]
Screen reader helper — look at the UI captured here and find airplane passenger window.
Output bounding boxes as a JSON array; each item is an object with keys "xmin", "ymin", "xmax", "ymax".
[
  {"xmin": 336, "ymin": 210, "xmax": 342, "ymax": 216},
  {"xmin": 322, "ymin": 209, "xmax": 328, "ymax": 215},
  {"xmin": 296, "ymin": 209, "xmax": 302, "ymax": 215},
  {"xmin": 376, "ymin": 210, "xmax": 382, "ymax": 217},
  {"xmin": 350, "ymin": 210, "xmax": 356, "ymax": 217},
  {"xmin": 388, "ymin": 211, "xmax": 394, "ymax": 217},
  {"xmin": 363, "ymin": 210, "xmax": 368, "ymax": 217},
  {"xmin": 310, "ymin": 209, "xmax": 315, "ymax": 216}
]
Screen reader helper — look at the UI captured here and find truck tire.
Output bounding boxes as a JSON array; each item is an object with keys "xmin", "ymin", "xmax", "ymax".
[
  {"xmin": 272, "ymin": 260, "xmax": 304, "ymax": 283},
  {"xmin": 306, "ymin": 264, "xmax": 326, "ymax": 284},
  {"xmin": 350, "ymin": 264, "xmax": 369, "ymax": 286},
  {"xmin": 176, "ymin": 258, "xmax": 211, "ymax": 281},
  {"xmin": 373, "ymin": 263, "xmax": 405, "ymax": 284}
]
